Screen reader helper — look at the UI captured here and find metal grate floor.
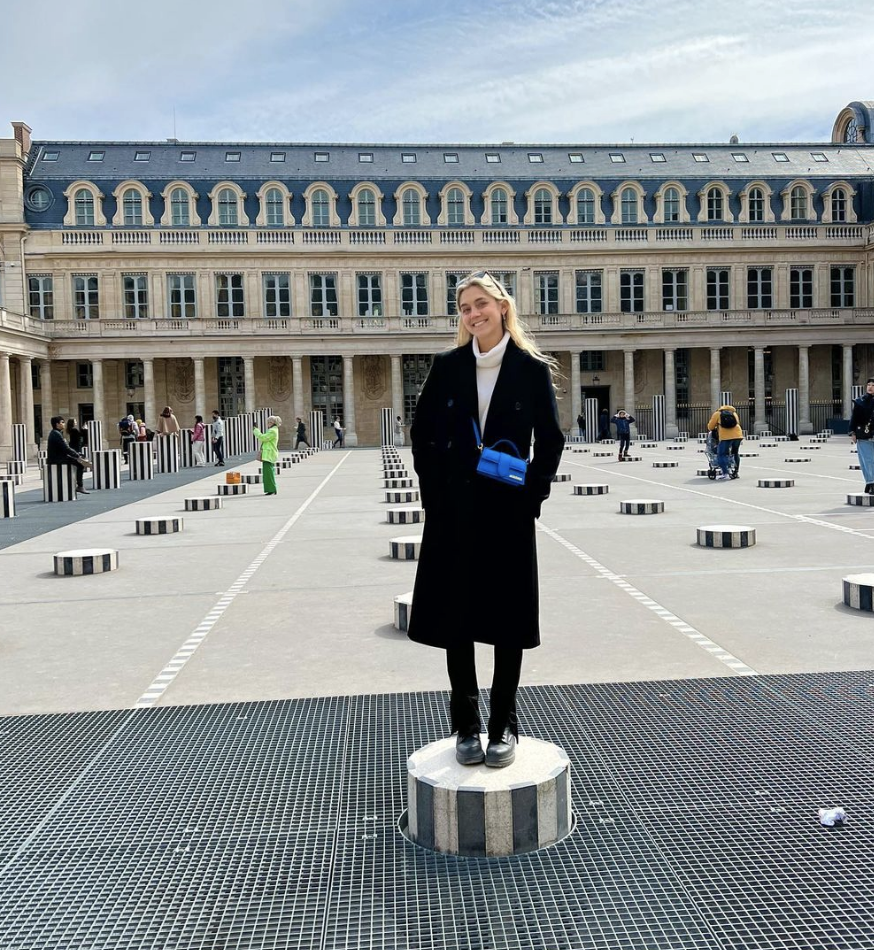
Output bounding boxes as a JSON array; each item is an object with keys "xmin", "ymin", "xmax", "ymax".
[{"xmin": 1, "ymin": 672, "xmax": 873, "ymax": 949}]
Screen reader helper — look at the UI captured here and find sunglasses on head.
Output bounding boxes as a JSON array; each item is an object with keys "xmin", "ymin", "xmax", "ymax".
[{"xmin": 457, "ymin": 271, "xmax": 504, "ymax": 292}]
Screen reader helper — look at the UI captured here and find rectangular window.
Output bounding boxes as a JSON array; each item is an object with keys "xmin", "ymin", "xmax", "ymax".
[
  {"xmin": 575, "ymin": 270, "xmax": 602, "ymax": 314},
  {"xmin": 270, "ymin": 151, "xmax": 286, "ymax": 162},
  {"xmin": 87, "ymin": 150, "xmax": 105, "ymax": 162},
  {"xmin": 42, "ymin": 150, "xmax": 59, "ymax": 162},
  {"xmin": 772, "ymin": 152, "xmax": 790, "ymax": 162},
  {"xmin": 401, "ymin": 273, "xmax": 429, "ymax": 316},
  {"xmin": 76, "ymin": 363, "xmax": 93, "ymax": 389},
  {"xmin": 446, "ymin": 273, "xmax": 465, "ymax": 316},
  {"xmin": 568, "ymin": 153, "xmax": 584, "ymax": 163},
  {"xmin": 443, "ymin": 152, "xmax": 459, "ymax": 163},
  {"xmin": 811, "ymin": 152, "xmax": 828, "ymax": 162},
  {"xmin": 123, "ymin": 274, "xmax": 149, "ymax": 319},
  {"xmin": 535, "ymin": 272, "xmax": 559, "ymax": 315},
  {"xmin": 403, "ymin": 354, "xmax": 433, "ymax": 425},
  {"xmin": 28, "ymin": 276, "xmax": 54, "ymax": 319},
  {"xmin": 309, "ymin": 274, "xmax": 338, "ymax": 317},
  {"xmin": 732, "ymin": 153, "xmax": 749, "ymax": 162},
  {"xmin": 216, "ymin": 274, "xmax": 245, "ymax": 318},
  {"xmin": 225, "ymin": 151, "xmax": 241, "ymax": 162},
  {"xmin": 72, "ymin": 275, "xmax": 99, "ymax": 320},
  {"xmin": 314, "ymin": 151, "xmax": 329, "ymax": 162},
  {"xmin": 134, "ymin": 150, "xmax": 151, "ymax": 162},
  {"xmin": 692, "ymin": 153, "xmax": 709, "ymax": 163},
  {"xmin": 358, "ymin": 152, "xmax": 373, "ymax": 163},
  {"xmin": 706, "ymin": 269, "xmax": 730, "ymax": 310},
  {"xmin": 401, "ymin": 152, "xmax": 417, "ymax": 163},
  {"xmin": 357, "ymin": 273, "xmax": 382, "ymax": 317},
  {"xmin": 580, "ymin": 351, "xmax": 605, "ymax": 372},
  {"xmin": 609, "ymin": 153, "xmax": 625, "ymax": 163},
  {"xmin": 485, "ymin": 153, "xmax": 501, "ymax": 163},
  {"xmin": 263, "ymin": 273, "xmax": 291, "ymax": 318},
  {"xmin": 747, "ymin": 267, "xmax": 773, "ymax": 309},
  {"xmin": 527, "ymin": 152, "xmax": 544, "ymax": 163},
  {"xmin": 662, "ymin": 269, "xmax": 688, "ymax": 311},
  {"xmin": 620, "ymin": 270, "xmax": 645, "ymax": 313},
  {"xmin": 168, "ymin": 274, "xmax": 196, "ymax": 319},
  {"xmin": 790, "ymin": 267, "xmax": 813, "ymax": 309},
  {"xmin": 310, "ymin": 356, "xmax": 343, "ymax": 424},
  {"xmin": 649, "ymin": 153, "xmax": 666, "ymax": 163},
  {"xmin": 179, "ymin": 150, "xmax": 196, "ymax": 162},
  {"xmin": 125, "ymin": 361, "xmax": 144, "ymax": 389},
  {"xmin": 492, "ymin": 272, "xmax": 517, "ymax": 299},
  {"xmin": 32, "ymin": 362, "xmax": 41, "ymax": 391},
  {"xmin": 831, "ymin": 266, "xmax": 855, "ymax": 307}
]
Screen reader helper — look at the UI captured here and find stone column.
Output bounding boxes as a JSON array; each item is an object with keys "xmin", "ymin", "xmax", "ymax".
[
  {"xmin": 91, "ymin": 358, "xmax": 105, "ymax": 428},
  {"xmin": 798, "ymin": 345, "xmax": 813, "ymax": 434},
  {"xmin": 193, "ymin": 357, "xmax": 205, "ymax": 417},
  {"xmin": 570, "ymin": 350, "xmax": 581, "ymax": 434},
  {"xmin": 143, "ymin": 358, "xmax": 156, "ymax": 429},
  {"xmin": 0, "ymin": 353, "xmax": 11, "ymax": 458},
  {"xmin": 342, "ymin": 355, "xmax": 358, "ymax": 446},
  {"xmin": 292, "ymin": 356, "xmax": 304, "ymax": 422},
  {"xmin": 19, "ymin": 356, "xmax": 35, "ymax": 457},
  {"xmin": 710, "ymin": 347, "xmax": 721, "ymax": 409},
  {"xmin": 623, "ymin": 349, "xmax": 636, "ymax": 436},
  {"xmin": 754, "ymin": 346, "xmax": 767, "ymax": 433},
  {"xmin": 843, "ymin": 343, "xmax": 854, "ymax": 419},
  {"xmin": 391, "ymin": 354, "xmax": 404, "ymax": 417},
  {"xmin": 40, "ymin": 359, "xmax": 53, "ymax": 447},
  {"xmin": 243, "ymin": 356, "xmax": 256, "ymax": 413},
  {"xmin": 664, "ymin": 348, "xmax": 678, "ymax": 439}
]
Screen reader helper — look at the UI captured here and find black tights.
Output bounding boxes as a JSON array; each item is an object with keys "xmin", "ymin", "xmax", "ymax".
[{"xmin": 446, "ymin": 643, "xmax": 523, "ymax": 740}]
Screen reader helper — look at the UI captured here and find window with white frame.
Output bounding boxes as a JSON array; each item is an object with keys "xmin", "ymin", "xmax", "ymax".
[
  {"xmin": 75, "ymin": 189, "xmax": 95, "ymax": 226},
  {"xmin": 490, "ymin": 188, "xmax": 508, "ymax": 224},
  {"xmin": 357, "ymin": 188, "xmax": 376, "ymax": 225},
  {"xmin": 263, "ymin": 273, "xmax": 291, "ymax": 318},
  {"xmin": 265, "ymin": 188, "xmax": 285, "ymax": 226},
  {"xmin": 790, "ymin": 186, "xmax": 808, "ymax": 220},
  {"xmin": 748, "ymin": 187, "xmax": 765, "ymax": 222},
  {"xmin": 218, "ymin": 188, "xmax": 238, "ymax": 226},
  {"xmin": 357, "ymin": 273, "xmax": 382, "ymax": 317},
  {"xmin": 401, "ymin": 273, "xmax": 429, "ymax": 316},
  {"xmin": 706, "ymin": 269, "xmax": 730, "ymax": 310},
  {"xmin": 831, "ymin": 188, "xmax": 847, "ymax": 222},
  {"xmin": 575, "ymin": 270, "xmax": 602, "ymax": 313},
  {"xmin": 310, "ymin": 274, "xmax": 338, "ymax": 317},
  {"xmin": 662, "ymin": 269, "xmax": 688, "ymax": 311},
  {"xmin": 706, "ymin": 187, "xmax": 724, "ymax": 221},
  {"xmin": 125, "ymin": 361, "xmax": 144, "ymax": 388},
  {"xmin": 122, "ymin": 188, "xmax": 143, "ymax": 226},
  {"xmin": 747, "ymin": 267, "xmax": 773, "ymax": 309},
  {"xmin": 402, "ymin": 189, "xmax": 421, "ymax": 226},
  {"xmin": 446, "ymin": 187, "xmax": 465, "ymax": 225},
  {"xmin": 123, "ymin": 274, "xmax": 149, "ymax": 319},
  {"xmin": 620, "ymin": 270, "xmax": 644, "ymax": 313},
  {"xmin": 168, "ymin": 274, "xmax": 196, "ymax": 319},
  {"xmin": 72, "ymin": 275, "xmax": 99, "ymax": 319},
  {"xmin": 535, "ymin": 272, "xmax": 559, "ymax": 314},
  {"xmin": 493, "ymin": 272, "xmax": 517, "ymax": 299},
  {"xmin": 28, "ymin": 276, "xmax": 54, "ymax": 319},
  {"xmin": 216, "ymin": 274, "xmax": 245, "ymax": 318},
  {"xmin": 831, "ymin": 266, "xmax": 854, "ymax": 307},
  {"xmin": 170, "ymin": 187, "xmax": 191, "ymax": 226},
  {"xmin": 310, "ymin": 356, "xmax": 343, "ymax": 424},
  {"xmin": 576, "ymin": 188, "xmax": 595, "ymax": 224},
  {"xmin": 76, "ymin": 363, "xmax": 93, "ymax": 388},
  {"xmin": 620, "ymin": 187, "xmax": 638, "ymax": 224},
  {"xmin": 403, "ymin": 354, "xmax": 433, "ymax": 424},
  {"xmin": 533, "ymin": 188, "xmax": 552, "ymax": 224},
  {"xmin": 663, "ymin": 186, "xmax": 680, "ymax": 222},
  {"xmin": 311, "ymin": 188, "xmax": 330, "ymax": 227},
  {"xmin": 790, "ymin": 267, "xmax": 813, "ymax": 309}
]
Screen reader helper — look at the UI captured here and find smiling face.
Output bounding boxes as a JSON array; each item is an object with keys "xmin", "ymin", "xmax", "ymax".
[
  {"xmin": 867, "ymin": 381, "xmax": 874, "ymax": 396},
  {"xmin": 458, "ymin": 283, "xmax": 507, "ymax": 352}
]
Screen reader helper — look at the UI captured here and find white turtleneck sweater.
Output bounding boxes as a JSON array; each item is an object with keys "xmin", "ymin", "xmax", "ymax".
[{"xmin": 473, "ymin": 331, "xmax": 511, "ymax": 431}]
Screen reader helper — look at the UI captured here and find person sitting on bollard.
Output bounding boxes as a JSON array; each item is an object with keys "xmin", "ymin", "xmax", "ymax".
[
  {"xmin": 409, "ymin": 270, "xmax": 564, "ymax": 769},
  {"xmin": 253, "ymin": 416, "xmax": 281, "ymax": 495},
  {"xmin": 850, "ymin": 377, "xmax": 874, "ymax": 493},
  {"xmin": 49, "ymin": 416, "xmax": 92, "ymax": 494},
  {"xmin": 156, "ymin": 406, "xmax": 180, "ymax": 435}
]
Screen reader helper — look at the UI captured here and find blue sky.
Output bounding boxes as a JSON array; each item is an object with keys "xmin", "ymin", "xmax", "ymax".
[{"xmin": 6, "ymin": 0, "xmax": 873, "ymax": 144}]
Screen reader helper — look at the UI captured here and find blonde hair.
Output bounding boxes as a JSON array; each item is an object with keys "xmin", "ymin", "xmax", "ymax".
[
  {"xmin": 267, "ymin": 415, "xmax": 282, "ymax": 427},
  {"xmin": 455, "ymin": 272, "xmax": 560, "ymax": 379}
]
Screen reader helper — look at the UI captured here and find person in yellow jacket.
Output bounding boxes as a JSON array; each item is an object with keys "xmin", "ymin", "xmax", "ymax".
[
  {"xmin": 253, "ymin": 415, "xmax": 281, "ymax": 495},
  {"xmin": 707, "ymin": 405, "xmax": 743, "ymax": 480}
]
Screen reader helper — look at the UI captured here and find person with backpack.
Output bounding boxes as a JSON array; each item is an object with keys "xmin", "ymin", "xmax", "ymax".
[
  {"xmin": 610, "ymin": 409, "xmax": 635, "ymax": 460},
  {"xmin": 707, "ymin": 404, "xmax": 744, "ymax": 480},
  {"xmin": 849, "ymin": 377, "xmax": 874, "ymax": 493},
  {"xmin": 119, "ymin": 414, "xmax": 136, "ymax": 463}
]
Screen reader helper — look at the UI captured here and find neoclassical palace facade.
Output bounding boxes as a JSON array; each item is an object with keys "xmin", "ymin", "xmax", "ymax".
[{"xmin": 0, "ymin": 101, "xmax": 872, "ymax": 455}]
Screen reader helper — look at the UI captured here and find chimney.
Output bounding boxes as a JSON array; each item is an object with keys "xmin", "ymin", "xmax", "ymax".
[{"xmin": 11, "ymin": 122, "xmax": 33, "ymax": 154}]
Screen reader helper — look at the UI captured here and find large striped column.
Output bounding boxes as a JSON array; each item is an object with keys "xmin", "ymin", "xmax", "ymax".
[
  {"xmin": 584, "ymin": 397, "xmax": 599, "ymax": 444},
  {"xmin": 85, "ymin": 420, "xmax": 104, "ymax": 453},
  {"xmin": 180, "ymin": 429, "xmax": 195, "ymax": 468},
  {"xmin": 225, "ymin": 417, "xmax": 240, "ymax": 458},
  {"xmin": 785, "ymin": 388, "xmax": 798, "ymax": 437},
  {"xmin": 203, "ymin": 423, "xmax": 214, "ymax": 464},
  {"xmin": 92, "ymin": 450, "xmax": 122, "ymax": 490},
  {"xmin": 129, "ymin": 441, "xmax": 155, "ymax": 480},
  {"xmin": 1, "ymin": 481, "xmax": 15, "ymax": 518},
  {"xmin": 156, "ymin": 434, "xmax": 179, "ymax": 473},
  {"xmin": 380, "ymin": 408, "xmax": 393, "ymax": 447},
  {"xmin": 309, "ymin": 410, "xmax": 324, "ymax": 451},
  {"xmin": 43, "ymin": 465, "xmax": 77, "ymax": 502},
  {"xmin": 12, "ymin": 424, "xmax": 27, "ymax": 465},
  {"xmin": 652, "ymin": 395, "xmax": 666, "ymax": 441}
]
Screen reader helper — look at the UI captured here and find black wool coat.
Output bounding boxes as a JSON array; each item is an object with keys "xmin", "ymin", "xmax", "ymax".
[{"xmin": 408, "ymin": 339, "xmax": 564, "ymax": 650}]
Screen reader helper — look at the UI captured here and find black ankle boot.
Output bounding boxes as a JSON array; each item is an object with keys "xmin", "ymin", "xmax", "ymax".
[
  {"xmin": 450, "ymin": 693, "xmax": 484, "ymax": 765},
  {"xmin": 485, "ymin": 728, "xmax": 516, "ymax": 768},
  {"xmin": 486, "ymin": 696, "xmax": 518, "ymax": 768},
  {"xmin": 866, "ymin": 483, "xmax": 873, "ymax": 495}
]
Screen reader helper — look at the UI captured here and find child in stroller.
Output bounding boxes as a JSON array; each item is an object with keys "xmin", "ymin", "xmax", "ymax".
[{"xmin": 704, "ymin": 428, "xmax": 739, "ymax": 479}]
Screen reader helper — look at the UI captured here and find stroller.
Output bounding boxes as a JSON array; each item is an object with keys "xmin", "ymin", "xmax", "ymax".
[{"xmin": 704, "ymin": 429, "xmax": 739, "ymax": 480}]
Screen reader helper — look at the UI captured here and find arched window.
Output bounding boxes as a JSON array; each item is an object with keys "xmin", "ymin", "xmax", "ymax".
[
  {"xmin": 265, "ymin": 187, "xmax": 284, "ymax": 226},
  {"xmin": 402, "ymin": 188, "xmax": 421, "ymax": 226},
  {"xmin": 311, "ymin": 188, "xmax": 330, "ymax": 226},
  {"xmin": 620, "ymin": 187, "xmax": 638, "ymax": 224},
  {"xmin": 664, "ymin": 186, "xmax": 680, "ymax": 222},
  {"xmin": 707, "ymin": 187, "xmax": 724, "ymax": 221},
  {"xmin": 534, "ymin": 187, "xmax": 552, "ymax": 224},
  {"xmin": 491, "ymin": 188, "xmax": 508, "ymax": 224},
  {"xmin": 218, "ymin": 187, "xmax": 238, "ymax": 226},
  {"xmin": 170, "ymin": 187, "xmax": 190, "ymax": 226},
  {"xmin": 577, "ymin": 187, "xmax": 595, "ymax": 224},
  {"xmin": 75, "ymin": 188, "xmax": 95, "ymax": 226},
  {"xmin": 447, "ymin": 187, "xmax": 465, "ymax": 225},
  {"xmin": 748, "ymin": 187, "xmax": 764, "ymax": 222},
  {"xmin": 790, "ymin": 186, "xmax": 808, "ymax": 220},
  {"xmin": 122, "ymin": 188, "xmax": 143, "ymax": 226},
  {"xmin": 831, "ymin": 187, "xmax": 847, "ymax": 222},
  {"xmin": 358, "ymin": 188, "xmax": 376, "ymax": 226}
]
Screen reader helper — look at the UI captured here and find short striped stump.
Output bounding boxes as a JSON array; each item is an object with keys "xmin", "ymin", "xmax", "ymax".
[
  {"xmin": 593, "ymin": 451, "xmax": 612, "ymax": 458},
  {"xmin": 599, "ymin": 439, "xmax": 616, "ymax": 445},
  {"xmin": 385, "ymin": 490, "xmax": 419, "ymax": 504},
  {"xmin": 571, "ymin": 447, "xmax": 588, "ymax": 454},
  {"xmin": 652, "ymin": 461, "xmax": 678, "ymax": 468},
  {"xmin": 758, "ymin": 479, "xmax": 795, "ymax": 488},
  {"xmin": 697, "ymin": 469, "xmax": 711, "ymax": 477},
  {"xmin": 218, "ymin": 483, "xmax": 249, "ymax": 496},
  {"xmin": 774, "ymin": 436, "xmax": 789, "ymax": 442},
  {"xmin": 620, "ymin": 499, "xmax": 664, "ymax": 515},
  {"xmin": 849, "ymin": 464, "xmax": 861, "ymax": 471},
  {"xmin": 809, "ymin": 438, "xmax": 828, "ymax": 444},
  {"xmin": 404, "ymin": 736, "xmax": 571, "ymax": 857},
  {"xmin": 0, "ymin": 472, "xmax": 23, "ymax": 487},
  {"xmin": 666, "ymin": 445, "xmax": 685, "ymax": 451},
  {"xmin": 843, "ymin": 574, "xmax": 874, "ymax": 612},
  {"xmin": 383, "ymin": 467, "xmax": 408, "ymax": 476},
  {"xmin": 43, "ymin": 465, "xmax": 77, "ymax": 503},
  {"xmin": 54, "ymin": 548, "xmax": 118, "ymax": 577},
  {"xmin": 760, "ymin": 431, "xmax": 773, "ymax": 437},
  {"xmin": 759, "ymin": 442, "xmax": 777, "ymax": 448},
  {"xmin": 552, "ymin": 473, "xmax": 571, "ymax": 482},
  {"xmin": 389, "ymin": 535, "xmax": 422, "ymax": 560},
  {"xmin": 136, "ymin": 516, "xmax": 184, "ymax": 535},
  {"xmin": 6, "ymin": 460, "xmax": 26, "ymax": 477},
  {"xmin": 697, "ymin": 525, "xmax": 756, "ymax": 549},
  {"xmin": 574, "ymin": 484, "xmax": 608, "ymax": 495},
  {"xmin": 639, "ymin": 442, "xmax": 657, "ymax": 448},
  {"xmin": 242, "ymin": 473, "xmax": 263, "ymax": 484},
  {"xmin": 743, "ymin": 452, "xmax": 759, "ymax": 457},
  {"xmin": 799, "ymin": 446, "xmax": 820, "ymax": 451},
  {"xmin": 387, "ymin": 507, "xmax": 425, "ymax": 525},
  {"xmin": 1, "ymin": 481, "xmax": 15, "ymax": 518},
  {"xmin": 846, "ymin": 494, "xmax": 874, "ymax": 507},
  {"xmin": 393, "ymin": 591, "xmax": 413, "ymax": 632},
  {"xmin": 821, "ymin": 429, "xmax": 834, "ymax": 437},
  {"xmin": 185, "ymin": 496, "xmax": 223, "ymax": 511},
  {"xmin": 384, "ymin": 478, "xmax": 414, "ymax": 489},
  {"xmin": 784, "ymin": 458, "xmax": 809, "ymax": 463},
  {"xmin": 92, "ymin": 450, "xmax": 122, "ymax": 490},
  {"xmin": 621, "ymin": 455, "xmax": 642, "ymax": 462}
]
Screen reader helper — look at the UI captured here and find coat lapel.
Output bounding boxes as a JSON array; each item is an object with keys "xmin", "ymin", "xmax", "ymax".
[{"xmin": 457, "ymin": 342, "xmax": 479, "ymax": 439}]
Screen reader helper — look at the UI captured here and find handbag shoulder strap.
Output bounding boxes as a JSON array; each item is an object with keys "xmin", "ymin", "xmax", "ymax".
[{"xmin": 471, "ymin": 417, "xmax": 483, "ymax": 450}]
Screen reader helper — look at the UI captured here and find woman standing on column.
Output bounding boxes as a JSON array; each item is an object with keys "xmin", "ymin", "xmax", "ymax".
[
  {"xmin": 409, "ymin": 271, "xmax": 564, "ymax": 768},
  {"xmin": 253, "ymin": 415, "xmax": 281, "ymax": 495}
]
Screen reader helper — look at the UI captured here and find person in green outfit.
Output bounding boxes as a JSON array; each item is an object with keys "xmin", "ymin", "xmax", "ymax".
[{"xmin": 253, "ymin": 415, "xmax": 282, "ymax": 495}]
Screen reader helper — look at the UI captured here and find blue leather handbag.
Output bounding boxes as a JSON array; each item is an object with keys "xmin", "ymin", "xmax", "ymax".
[{"xmin": 471, "ymin": 418, "xmax": 528, "ymax": 488}]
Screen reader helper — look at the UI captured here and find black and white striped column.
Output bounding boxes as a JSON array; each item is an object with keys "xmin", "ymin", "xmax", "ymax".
[
  {"xmin": 574, "ymin": 484, "xmax": 608, "ymax": 495},
  {"xmin": 393, "ymin": 591, "xmax": 413, "ymax": 632},
  {"xmin": 584, "ymin": 397, "xmax": 599, "ymax": 444},
  {"xmin": 785, "ymin": 388, "xmax": 798, "ymax": 436},
  {"xmin": 12, "ymin": 424, "xmax": 27, "ymax": 464},
  {"xmin": 53, "ymin": 548, "xmax": 118, "ymax": 576},
  {"xmin": 381, "ymin": 408, "xmax": 394, "ymax": 447},
  {"xmin": 180, "ymin": 429, "xmax": 195, "ymax": 468},
  {"xmin": 186, "ymin": 496, "xmax": 223, "ymax": 511},
  {"xmin": 843, "ymin": 574, "xmax": 874, "ymax": 612},
  {"xmin": 389, "ymin": 536, "xmax": 422, "ymax": 560},
  {"xmin": 1, "ymin": 481, "xmax": 15, "ymax": 518},
  {"xmin": 758, "ymin": 479, "xmax": 794, "ymax": 488},
  {"xmin": 92, "ymin": 450, "xmax": 121, "ymax": 490},
  {"xmin": 156, "ymin": 434, "xmax": 180, "ymax": 473},
  {"xmin": 6, "ymin": 460, "xmax": 25, "ymax": 479},
  {"xmin": 620, "ymin": 499, "xmax": 664, "ymax": 514},
  {"xmin": 43, "ymin": 465, "xmax": 77, "ymax": 502},
  {"xmin": 652, "ymin": 394, "xmax": 666, "ymax": 441},
  {"xmin": 129, "ymin": 441, "xmax": 155, "ymax": 480},
  {"xmin": 136, "ymin": 516, "xmax": 184, "ymax": 535},
  {"xmin": 720, "ymin": 391, "xmax": 732, "ymax": 407},
  {"xmin": 85, "ymin": 420, "xmax": 104, "ymax": 453},
  {"xmin": 310, "ymin": 410, "xmax": 324, "ymax": 452},
  {"xmin": 697, "ymin": 524, "xmax": 756, "ymax": 548}
]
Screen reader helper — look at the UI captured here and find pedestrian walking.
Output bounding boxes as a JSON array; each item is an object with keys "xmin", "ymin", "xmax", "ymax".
[
  {"xmin": 610, "ymin": 409, "xmax": 635, "ymax": 460},
  {"xmin": 295, "ymin": 417, "xmax": 310, "ymax": 449},
  {"xmin": 849, "ymin": 377, "xmax": 874, "ymax": 493},
  {"xmin": 332, "ymin": 417, "xmax": 344, "ymax": 448},
  {"xmin": 409, "ymin": 270, "xmax": 564, "ymax": 768},
  {"xmin": 254, "ymin": 415, "xmax": 281, "ymax": 495},
  {"xmin": 707, "ymin": 404, "xmax": 744, "ymax": 480},
  {"xmin": 192, "ymin": 414, "xmax": 207, "ymax": 466},
  {"xmin": 394, "ymin": 415, "xmax": 406, "ymax": 447},
  {"xmin": 211, "ymin": 410, "xmax": 225, "ymax": 466},
  {"xmin": 577, "ymin": 412, "xmax": 585, "ymax": 440}
]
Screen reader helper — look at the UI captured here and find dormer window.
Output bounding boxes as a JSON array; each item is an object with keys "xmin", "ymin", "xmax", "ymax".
[
  {"xmin": 42, "ymin": 150, "xmax": 59, "ymax": 162},
  {"xmin": 443, "ymin": 152, "xmax": 459, "ymax": 163},
  {"xmin": 732, "ymin": 153, "xmax": 749, "ymax": 162},
  {"xmin": 314, "ymin": 151, "xmax": 329, "ymax": 162},
  {"xmin": 134, "ymin": 151, "xmax": 151, "ymax": 162},
  {"xmin": 180, "ymin": 151, "xmax": 196, "ymax": 162},
  {"xmin": 528, "ymin": 152, "xmax": 544, "ymax": 163},
  {"xmin": 270, "ymin": 152, "xmax": 286, "ymax": 162},
  {"xmin": 88, "ymin": 150, "xmax": 105, "ymax": 162},
  {"xmin": 609, "ymin": 153, "xmax": 625, "ymax": 163},
  {"xmin": 772, "ymin": 152, "xmax": 790, "ymax": 162},
  {"xmin": 692, "ymin": 153, "xmax": 709, "ymax": 163},
  {"xmin": 811, "ymin": 152, "xmax": 828, "ymax": 162},
  {"xmin": 225, "ymin": 151, "xmax": 241, "ymax": 162},
  {"xmin": 568, "ymin": 153, "xmax": 584, "ymax": 163},
  {"xmin": 649, "ymin": 153, "xmax": 666, "ymax": 163},
  {"xmin": 485, "ymin": 153, "xmax": 501, "ymax": 163},
  {"xmin": 358, "ymin": 152, "xmax": 374, "ymax": 163},
  {"xmin": 401, "ymin": 152, "xmax": 417, "ymax": 163}
]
